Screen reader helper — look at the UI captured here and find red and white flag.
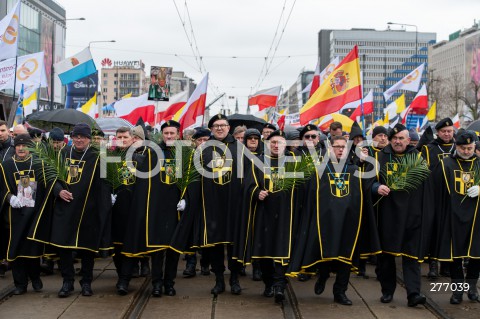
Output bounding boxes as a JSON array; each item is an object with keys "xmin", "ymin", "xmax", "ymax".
[
  {"xmin": 348, "ymin": 89, "xmax": 374, "ymax": 120},
  {"xmin": 452, "ymin": 114, "xmax": 460, "ymax": 128},
  {"xmin": 114, "ymin": 93, "xmax": 155, "ymax": 125},
  {"xmin": 409, "ymin": 83, "xmax": 428, "ymax": 110},
  {"xmin": 178, "ymin": 73, "xmax": 208, "ymax": 131},
  {"xmin": 248, "ymin": 86, "xmax": 281, "ymax": 114},
  {"xmin": 155, "ymin": 90, "xmax": 188, "ymax": 124},
  {"xmin": 384, "ymin": 63, "xmax": 425, "ymax": 101}
]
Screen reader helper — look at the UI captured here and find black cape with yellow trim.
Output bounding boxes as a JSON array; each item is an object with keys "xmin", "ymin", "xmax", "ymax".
[
  {"xmin": 0, "ymin": 156, "xmax": 55, "ymax": 261},
  {"xmin": 122, "ymin": 143, "xmax": 181, "ymax": 256},
  {"xmin": 373, "ymin": 144, "xmax": 433, "ymax": 260},
  {"xmin": 235, "ymin": 152, "xmax": 299, "ymax": 265},
  {"xmin": 287, "ymin": 160, "xmax": 380, "ymax": 274},
  {"xmin": 196, "ymin": 134, "xmax": 245, "ymax": 246},
  {"xmin": 421, "ymin": 138, "xmax": 455, "ymax": 169},
  {"xmin": 111, "ymin": 147, "xmax": 146, "ymax": 245},
  {"xmin": 29, "ymin": 145, "xmax": 112, "ymax": 252},
  {"xmin": 430, "ymin": 155, "xmax": 480, "ymax": 260}
]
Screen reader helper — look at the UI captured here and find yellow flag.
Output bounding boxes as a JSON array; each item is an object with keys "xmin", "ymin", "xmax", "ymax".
[
  {"xmin": 121, "ymin": 92, "xmax": 132, "ymax": 99},
  {"xmin": 427, "ymin": 101, "xmax": 436, "ymax": 121},
  {"xmin": 80, "ymin": 93, "xmax": 97, "ymax": 118},
  {"xmin": 395, "ymin": 94, "xmax": 406, "ymax": 113},
  {"xmin": 384, "ymin": 110, "xmax": 389, "ymax": 124}
]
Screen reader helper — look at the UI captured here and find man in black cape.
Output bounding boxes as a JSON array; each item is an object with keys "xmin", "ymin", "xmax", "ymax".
[
  {"xmin": 0, "ymin": 134, "xmax": 55, "ymax": 294},
  {"xmin": 430, "ymin": 130, "xmax": 480, "ymax": 304},
  {"xmin": 122, "ymin": 120, "xmax": 182, "ymax": 297},
  {"xmin": 288, "ymin": 135, "xmax": 380, "ymax": 305},
  {"xmin": 372, "ymin": 124, "xmax": 432, "ymax": 307},
  {"xmin": 29, "ymin": 123, "xmax": 112, "ymax": 298}
]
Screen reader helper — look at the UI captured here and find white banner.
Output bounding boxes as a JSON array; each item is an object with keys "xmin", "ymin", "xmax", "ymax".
[
  {"xmin": 0, "ymin": 52, "xmax": 48, "ymax": 93},
  {"xmin": 0, "ymin": 1, "xmax": 20, "ymax": 61},
  {"xmin": 273, "ymin": 112, "xmax": 300, "ymax": 126}
]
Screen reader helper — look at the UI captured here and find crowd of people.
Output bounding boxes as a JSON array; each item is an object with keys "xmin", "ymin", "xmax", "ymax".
[{"xmin": 0, "ymin": 115, "xmax": 479, "ymax": 309}]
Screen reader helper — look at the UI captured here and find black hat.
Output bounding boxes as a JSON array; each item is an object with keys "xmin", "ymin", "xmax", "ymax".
[
  {"xmin": 28, "ymin": 127, "xmax": 43, "ymax": 138},
  {"xmin": 349, "ymin": 121, "xmax": 363, "ymax": 140},
  {"xmin": 161, "ymin": 120, "xmax": 181, "ymax": 131},
  {"xmin": 192, "ymin": 128, "xmax": 211, "ymax": 139},
  {"xmin": 262, "ymin": 123, "xmax": 276, "ymax": 132},
  {"xmin": 244, "ymin": 128, "xmax": 261, "ymax": 140},
  {"xmin": 49, "ymin": 127, "xmax": 64, "ymax": 141},
  {"xmin": 208, "ymin": 114, "xmax": 229, "ymax": 128},
  {"xmin": 456, "ymin": 130, "xmax": 478, "ymax": 145},
  {"xmin": 388, "ymin": 123, "xmax": 407, "ymax": 140},
  {"xmin": 14, "ymin": 134, "xmax": 32, "ymax": 146},
  {"xmin": 299, "ymin": 124, "xmax": 319, "ymax": 139},
  {"xmin": 435, "ymin": 118, "xmax": 453, "ymax": 130},
  {"xmin": 416, "ymin": 125, "xmax": 434, "ymax": 150},
  {"xmin": 285, "ymin": 130, "xmax": 300, "ymax": 140},
  {"xmin": 372, "ymin": 126, "xmax": 388, "ymax": 138},
  {"xmin": 71, "ymin": 123, "xmax": 91, "ymax": 139},
  {"xmin": 476, "ymin": 141, "xmax": 480, "ymax": 152},
  {"xmin": 408, "ymin": 129, "xmax": 420, "ymax": 141},
  {"xmin": 266, "ymin": 130, "xmax": 286, "ymax": 140}
]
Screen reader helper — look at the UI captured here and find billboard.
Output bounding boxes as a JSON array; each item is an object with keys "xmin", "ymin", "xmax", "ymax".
[
  {"xmin": 148, "ymin": 66, "xmax": 172, "ymax": 101},
  {"xmin": 65, "ymin": 73, "xmax": 98, "ymax": 109}
]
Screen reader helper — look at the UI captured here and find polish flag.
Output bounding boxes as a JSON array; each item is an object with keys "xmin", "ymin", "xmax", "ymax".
[
  {"xmin": 178, "ymin": 73, "xmax": 208, "ymax": 131},
  {"xmin": 400, "ymin": 85, "xmax": 428, "ymax": 125},
  {"xmin": 277, "ymin": 114, "xmax": 286, "ymax": 130},
  {"xmin": 114, "ymin": 93, "xmax": 155, "ymax": 125},
  {"xmin": 248, "ymin": 86, "xmax": 281, "ymax": 114},
  {"xmin": 452, "ymin": 114, "xmax": 460, "ymax": 128},
  {"xmin": 348, "ymin": 89, "xmax": 374, "ymax": 120},
  {"xmin": 155, "ymin": 90, "xmax": 188, "ymax": 124}
]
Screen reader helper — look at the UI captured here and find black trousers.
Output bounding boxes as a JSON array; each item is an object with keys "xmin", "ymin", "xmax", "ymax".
[
  {"xmin": 259, "ymin": 259, "xmax": 287, "ymax": 289},
  {"xmin": 450, "ymin": 258, "xmax": 480, "ymax": 282},
  {"xmin": 12, "ymin": 257, "xmax": 41, "ymax": 288},
  {"xmin": 112, "ymin": 244, "xmax": 136, "ymax": 284},
  {"xmin": 377, "ymin": 253, "xmax": 421, "ymax": 297},
  {"xmin": 209, "ymin": 244, "xmax": 241, "ymax": 275},
  {"xmin": 58, "ymin": 248, "xmax": 95, "ymax": 284},
  {"xmin": 151, "ymin": 249, "xmax": 180, "ymax": 287},
  {"xmin": 318, "ymin": 261, "xmax": 350, "ymax": 295}
]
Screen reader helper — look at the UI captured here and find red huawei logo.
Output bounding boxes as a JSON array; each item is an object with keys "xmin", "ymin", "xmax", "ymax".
[{"xmin": 101, "ymin": 58, "xmax": 112, "ymax": 67}]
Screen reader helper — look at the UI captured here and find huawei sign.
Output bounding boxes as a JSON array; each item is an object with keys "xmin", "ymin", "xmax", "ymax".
[{"xmin": 101, "ymin": 58, "xmax": 112, "ymax": 67}]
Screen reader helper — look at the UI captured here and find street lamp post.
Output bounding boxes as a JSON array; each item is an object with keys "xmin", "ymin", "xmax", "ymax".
[
  {"xmin": 87, "ymin": 40, "xmax": 116, "ymax": 113},
  {"xmin": 387, "ymin": 22, "xmax": 418, "ymax": 66},
  {"xmin": 51, "ymin": 17, "xmax": 85, "ymax": 110}
]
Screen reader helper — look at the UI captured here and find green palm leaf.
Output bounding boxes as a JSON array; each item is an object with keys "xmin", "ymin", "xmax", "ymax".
[
  {"xmin": 172, "ymin": 146, "xmax": 200, "ymax": 194},
  {"xmin": 28, "ymin": 142, "xmax": 69, "ymax": 185},
  {"xmin": 380, "ymin": 153, "xmax": 430, "ymax": 192},
  {"xmin": 279, "ymin": 155, "xmax": 316, "ymax": 192}
]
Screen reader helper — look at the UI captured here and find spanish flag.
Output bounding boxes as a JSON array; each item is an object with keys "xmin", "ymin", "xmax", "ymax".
[{"xmin": 300, "ymin": 46, "xmax": 361, "ymax": 125}]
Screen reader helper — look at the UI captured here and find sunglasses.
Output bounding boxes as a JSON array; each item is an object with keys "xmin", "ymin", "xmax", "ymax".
[
  {"xmin": 247, "ymin": 136, "xmax": 260, "ymax": 140},
  {"xmin": 304, "ymin": 134, "xmax": 318, "ymax": 139}
]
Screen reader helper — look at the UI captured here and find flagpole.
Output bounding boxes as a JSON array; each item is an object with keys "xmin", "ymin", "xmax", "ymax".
[{"xmin": 7, "ymin": 56, "xmax": 19, "ymax": 127}]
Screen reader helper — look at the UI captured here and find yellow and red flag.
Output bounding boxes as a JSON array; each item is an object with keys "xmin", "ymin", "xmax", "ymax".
[{"xmin": 300, "ymin": 46, "xmax": 361, "ymax": 125}]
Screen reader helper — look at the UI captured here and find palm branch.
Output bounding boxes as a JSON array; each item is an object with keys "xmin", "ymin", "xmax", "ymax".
[
  {"xmin": 96, "ymin": 147, "xmax": 129, "ymax": 191},
  {"xmin": 150, "ymin": 131, "xmax": 163, "ymax": 144},
  {"xmin": 28, "ymin": 142, "xmax": 69, "ymax": 185},
  {"xmin": 278, "ymin": 155, "xmax": 316, "ymax": 192},
  {"xmin": 380, "ymin": 153, "xmax": 430, "ymax": 192},
  {"xmin": 461, "ymin": 161, "xmax": 480, "ymax": 203},
  {"xmin": 172, "ymin": 146, "xmax": 200, "ymax": 195}
]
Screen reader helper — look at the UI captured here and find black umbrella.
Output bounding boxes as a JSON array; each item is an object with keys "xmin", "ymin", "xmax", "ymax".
[
  {"xmin": 227, "ymin": 113, "xmax": 267, "ymax": 133},
  {"xmin": 466, "ymin": 120, "xmax": 480, "ymax": 132},
  {"xmin": 95, "ymin": 117, "xmax": 133, "ymax": 135},
  {"xmin": 26, "ymin": 109, "xmax": 101, "ymax": 132}
]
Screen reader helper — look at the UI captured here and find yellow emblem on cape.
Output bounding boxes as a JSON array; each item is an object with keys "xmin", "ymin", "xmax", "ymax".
[
  {"xmin": 160, "ymin": 158, "xmax": 177, "ymax": 185},
  {"xmin": 328, "ymin": 172, "xmax": 350, "ymax": 198},
  {"xmin": 212, "ymin": 155, "xmax": 232, "ymax": 185},
  {"xmin": 264, "ymin": 167, "xmax": 285, "ymax": 193},
  {"xmin": 119, "ymin": 161, "xmax": 137, "ymax": 185},
  {"xmin": 454, "ymin": 170, "xmax": 474, "ymax": 195},
  {"xmin": 14, "ymin": 170, "xmax": 35, "ymax": 187},
  {"xmin": 437, "ymin": 153, "xmax": 450, "ymax": 161},
  {"xmin": 66, "ymin": 159, "xmax": 86, "ymax": 185}
]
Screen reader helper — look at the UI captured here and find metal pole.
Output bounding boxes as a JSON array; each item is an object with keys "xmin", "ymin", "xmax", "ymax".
[
  {"xmin": 7, "ymin": 56, "xmax": 19, "ymax": 127},
  {"xmin": 50, "ymin": 21, "xmax": 55, "ymax": 110},
  {"xmin": 383, "ymin": 47, "xmax": 387, "ymax": 117}
]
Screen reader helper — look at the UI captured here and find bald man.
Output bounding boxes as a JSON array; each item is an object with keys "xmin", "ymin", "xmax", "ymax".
[{"xmin": 12, "ymin": 125, "xmax": 28, "ymax": 137}]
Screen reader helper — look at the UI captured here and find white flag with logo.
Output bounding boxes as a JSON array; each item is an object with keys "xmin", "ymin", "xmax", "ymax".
[
  {"xmin": 383, "ymin": 63, "xmax": 425, "ymax": 101},
  {"xmin": 0, "ymin": 52, "xmax": 47, "ymax": 92},
  {"xmin": 0, "ymin": 1, "xmax": 21, "ymax": 60}
]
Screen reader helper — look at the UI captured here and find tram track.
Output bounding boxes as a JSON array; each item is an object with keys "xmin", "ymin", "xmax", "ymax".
[{"xmin": 121, "ymin": 277, "xmax": 152, "ymax": 319}]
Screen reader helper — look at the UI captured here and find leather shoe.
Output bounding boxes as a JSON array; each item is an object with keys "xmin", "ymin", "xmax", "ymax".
[
  {"xmin": 408, "ymin": 293, "xmax": 426, "ymax": 307},
  {"xmin": 380, "ymin": 293, "xmax": 393, "ymax": 303},
  {"xmin": 230, "ymin": 281, "xmax": 242, "ymax": 295},
  {"xmin": 274, "ymin": 287, "xmax": 285, "ymax": 303},
  {"xmin": 450, "ymin": 293, "xmax": 463, "ymax": 304},
  {"xmin": 201, "ymin": 266, "xmax": 210, "ymax": 276},
  {"xmin": 165, "ymin": 286, "xmax": 176, "ymax": 296},
  {"xmin": 32, "ymin": 279, "xmax": 43, "ymax": 292},
  {"xmin": 13, "ymin": 287, "xmax": 27, "ymax": 295},
  {"xmin": 211, "ymin": 280, "xmax": 225, "ymax": 296},
  {"xmin": 263, "ymin": 286, "xmax": 274, "ymax": 297},
  {"xmin": 468, "ymin": 291, "xmax": 479, "ymax": 301},
  {"xmin": 334, "ymin": 293, "xmax": 353, "ymax": 306},
  {"xmin": 183, "ymin": 264, "xmax": 196, "ymax": 278},
  {"xmin": 116, "ymin": 282, "xmax": 129, "ymax": 296},
  {"xmin": 152, "ymin": 284, "xmax": 162, "ymax": 297},
  {"xmin": 314, "ymin": 276, "xmax": 327, "ymax": 295},
  {"xmin": 81, "ymin": 283, "xmax": 93, "ymax": 297},
  {"xmin": 58, "ymin": 281, "xmax": 74, "ymax": 298}
]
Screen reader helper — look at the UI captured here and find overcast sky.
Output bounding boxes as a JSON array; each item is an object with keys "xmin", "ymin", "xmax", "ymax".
[{"xmin": 61, "ymin": 0, "xmax": 479, "ymax": 113}]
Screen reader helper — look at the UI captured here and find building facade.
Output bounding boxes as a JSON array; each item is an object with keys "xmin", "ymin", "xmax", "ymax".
[
  {"xmin": 277, "ymin": 70, "xmax": 314, "ymax": 114},
  {"xmin": 318, "ymin": 28, "xmax": 436, "ymax": 119},
  {"xmin": 428, "ymin": 22, "xmax": 480, "ymax": 123},
  {"xmin": 0, "ymin": 0, "xmax": 66, "ymax": 120},
  {"xmin": 100, "ymin": 59, "xmax": 148, "ymax": 105}
]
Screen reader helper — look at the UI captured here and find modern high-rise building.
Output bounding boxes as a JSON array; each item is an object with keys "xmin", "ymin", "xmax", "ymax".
[
  {"xmin": 0, "ymin": 0, "xmax": 66, "ymax": 119},
  {"xmin": 277, "ymin": 70, "xmax": 313, "ymax": 114},
  {"xmin": 428, "ymin": 22, "xmax": 480, "ymax": 124},
  {"xmin": 318, "ymin": 28, "xmax": 436, "ymax": 119},
  {"xmin": 100, "ymin": 59, "xmax": 148, "ymax": 105}
]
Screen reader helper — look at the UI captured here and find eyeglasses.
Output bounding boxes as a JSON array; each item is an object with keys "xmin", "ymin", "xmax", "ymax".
[
  {"xmin": 212, "ymin": 124, "xmax": 229, "ymax": 130},
  {"xmin": 304, "ymin": 134, "xmax": 318, "ymax": 139},
  {"xmin": 332, "ymin": 145, "xmax": 346, "ymax": 149},
  {"xmin": 247, "ymin": 136, "xmax": 259, "ymax": 140}
]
